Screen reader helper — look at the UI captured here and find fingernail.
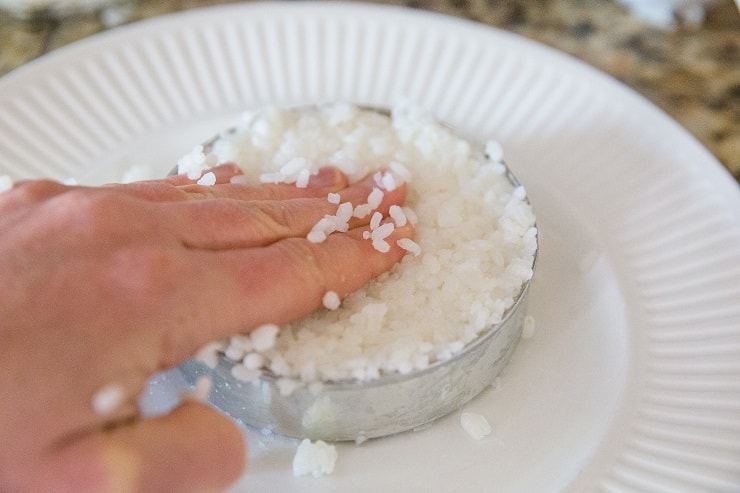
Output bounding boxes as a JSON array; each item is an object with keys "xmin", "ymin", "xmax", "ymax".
[{"xmin": 310, "ymin": 167, "xmax": 347, "ymax": 190}]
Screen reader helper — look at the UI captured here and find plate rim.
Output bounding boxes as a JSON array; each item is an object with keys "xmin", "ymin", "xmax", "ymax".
[
  {"xmin": 1, "ymin": 3, "xmax": 739, "ymax": 492},
  {"xmin": 2, "ymin": 2, "xmax": 737, "ymax": 198}
]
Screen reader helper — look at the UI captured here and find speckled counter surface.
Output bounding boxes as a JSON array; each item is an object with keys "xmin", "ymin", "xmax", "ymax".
[{"xmin": 1, "ymin": 0, "xmax": 738, "ymax": 181}]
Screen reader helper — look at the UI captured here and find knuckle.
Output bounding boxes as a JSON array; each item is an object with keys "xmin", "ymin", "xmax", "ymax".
[
  {"xmin": 47, "ymin": 189, "xmax": 121, "ymax": 234},
  {"xmin": 236, "ymin": 202, "xmax": 293, "ymax": 239},
  {"xmin": 179, "ymin": 184, "xmax": 216, "ymax": 199},
  {"xmin": 272, "ymin": 238, "xmax": 329, "ymax": 288},
  {"xmin": 3, "ymin": 179, "xmax": 64, "ymax": 205},
  {"xmin": 102, "ymin": 246, "xmax": 190, "ymax": 366},
  {"xmin": 256, "ymin": 202, "xmax": 295, "ymax": 231},
  {"xmin": 105, "ymin": 245, "xmax": 181, "ymax": 297},
  {"xmin": 123, "ymin": 180, "xmax": 187, "ymax": 201},
  {"xmin": 259, "ymin": 199, "xmax": 329, "ymax": 234}
]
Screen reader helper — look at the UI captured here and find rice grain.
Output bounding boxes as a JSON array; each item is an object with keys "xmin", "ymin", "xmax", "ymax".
[
  {"xmin": 322, "ymin": 291, "xmax": 341, "ymax": 310},
  {"xmin": 292, "ymin": 439, "xmax": 338, "ymax": 477},
  {"xmin": 460, "ymin": 412, "xmax": 492, "ymax": 440}
]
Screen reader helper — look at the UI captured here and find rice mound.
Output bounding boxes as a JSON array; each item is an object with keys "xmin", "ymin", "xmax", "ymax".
[{"xmin": 185, "ymin": 103, "xmax": 537, "ymax": 388}]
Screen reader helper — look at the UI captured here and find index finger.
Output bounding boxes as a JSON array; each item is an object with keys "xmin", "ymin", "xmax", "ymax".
[
  {"xmin": 108, "ymin": 166, "xmax": 349, "ymax": 203},
  {"xmin": 161, "ymin": 220, "xmax": 416, "ymax": 367}
]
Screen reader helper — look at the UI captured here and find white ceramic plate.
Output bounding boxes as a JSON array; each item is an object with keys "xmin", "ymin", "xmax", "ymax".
[{"xmin": 2, "ymin": 3, "xmax": 739, "ymax": 492}]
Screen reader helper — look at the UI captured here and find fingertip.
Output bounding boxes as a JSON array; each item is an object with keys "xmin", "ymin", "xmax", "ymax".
[
  {"xmin": 36, "ymin": 402, "xmax": 246, "ymax": 493},
  {"xmin": 306, "ymin": 166, "xmax": 349, "ymax": 191},
  {"xmin": 391, "ymin": 223, "xmax": 419, "ymax": 257},
  {"xmin": 393, "ymin": 221, "xmax": 415, "ymax": 240},
  {"xmin": 161, "ymin": 401, "xmax": 247, "ymax": 491},
  {"xmin": 33, "ymin": 435, "xmax": 141, "ymax": 493}
]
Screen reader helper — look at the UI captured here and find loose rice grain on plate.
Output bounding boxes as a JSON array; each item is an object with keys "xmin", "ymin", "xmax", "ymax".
[
  {"xmin": 460, "ymin": 412, "xmax": 492, "ymax": 440},
  {"xmin": 292, "ymin": 439, "xmax": 338, "ymax": 477}
]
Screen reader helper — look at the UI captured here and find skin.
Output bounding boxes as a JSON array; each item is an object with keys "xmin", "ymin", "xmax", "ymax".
[{"xmin": 0, "ymin": 164, "xmax": 413, "ymax": 493}]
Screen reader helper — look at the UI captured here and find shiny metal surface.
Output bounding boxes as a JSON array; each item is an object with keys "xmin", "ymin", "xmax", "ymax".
[{"xmin": 180, "ymin": 276, "xmax": 530, "ymax": 442}]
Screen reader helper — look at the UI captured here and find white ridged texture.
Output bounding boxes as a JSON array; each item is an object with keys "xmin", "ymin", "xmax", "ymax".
[{"xmin": 1, "ymin": 4, "xmax": 738, "ymax": 492}]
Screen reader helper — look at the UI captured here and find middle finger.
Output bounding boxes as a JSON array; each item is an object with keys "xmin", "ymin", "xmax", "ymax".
[
  {"xmin": 162, "ymin": 174, "xmax": 407, "ymax": 250},
  {"xmin": 111, "ymin": 166, "xmax": 349, "ymax": 203}
]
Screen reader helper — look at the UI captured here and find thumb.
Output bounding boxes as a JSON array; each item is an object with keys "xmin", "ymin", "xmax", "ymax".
[{"xmin": 33, "ymin": 401, "xmax": 245, "ymax": 493}]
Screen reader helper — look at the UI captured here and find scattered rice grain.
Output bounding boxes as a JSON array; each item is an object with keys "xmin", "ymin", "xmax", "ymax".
[
  {"xmin": 352, "ymin": 203, "xmax": 373, "ymax": 219},
  {"xmin": 335, "ymin": 202, "xmax": 354, "ymax": 226},
  {"xmin": 277, "ymin": 378, "xmax": 303, "ymax": 396},
  {"xmin": 91, "ymin": 383, "xmax": 126, "ymax": 416},
  {"xmin": 231, "ymin": 364, "xmax": 261, "ymax": 383},
  {"xmin": 367, "ymin": 187, "xmax": 384, "ymax": 209},
  {"xmin": 322, "ymin": 291, "xmax": 341, "ymax": 310},
  {"xmin": 223, "ymin": 343, "xmax": 247, "ymax": 362},
  {"xmin": 371, "ymin": 222, "xmax": 394, "ymax": 241},
  {"xmin": 484, "ymin": 140, "xmax": 504, "ymax": 163},
  {"xmin": 250, "ymin": 324, "xmax": 279, "ymax": 352},
  {"xmin": 242, "ymin": 352, "xmax": 265, "ymax": 370},
  {"xmin": 374, "ymin": 170, "xmax": 399, "ymax": 191},
  {"xmin": 403, "ymin": 206, "xmax": 418, "ymax": 226},
  {"xmin": 292, "ymin": 439, "xmax": 338, "ymax": 477},
  {"xmin": 372, "ymin": 238, "xmax": 391, "ymax": 253},
  {"xmin": 294, "ymin": 169, "xmax": 310, "ymax": 188},
  {"xmin": 460, "ymin": 412, "xmax": 492, "ymax": 440},
  {"xmin": 195, "ymin": 341, "xmax": 226, "ymax": 369},
  {"xmin": 389, "ymin": 161, "xmax": 412, "ymax": 182},
  {"xmin": 196, "ymin": 171, "xmax": 216, "ymax": 186},
  {"xmin": 307, "ymin": 229, "xmax": 328, "ymax": 244},
  {"xmin": 369, "ymin": 211, "xmax": 383, "ymax": 230},
  {"xmin": 389, "ymin": 205, "xmax": 407, "ymax": 227},
  {"xmin": 397, "ymin": 238, "xmax": 421, "ymax": 256}
]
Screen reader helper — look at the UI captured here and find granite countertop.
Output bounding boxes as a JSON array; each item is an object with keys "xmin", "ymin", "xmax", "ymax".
[{"xmin": 0, "ymin": 0, "xmax": 738, "ymax": 182}]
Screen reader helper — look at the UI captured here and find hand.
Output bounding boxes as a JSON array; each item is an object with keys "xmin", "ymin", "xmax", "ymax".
[{"xmin": 0, "ymin": 164, "xmax": 413, "ymax": 493}]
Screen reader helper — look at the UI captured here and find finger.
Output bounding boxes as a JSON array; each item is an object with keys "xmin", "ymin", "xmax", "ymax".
[
  {"xmin": 107, "ymin": 166, "xmax": 349, "ymax": 203},
  {"xmin": 33, "ymin": 402, "xmax": 245, "ymax": 493},
  {"xmin": 0, "ymin": 179, "xmax": 69, "ymax": 209},
  {"xmin": 156, "ymin": 220, "xmax": 415, "ymax": 366},
  {"xmin": 237, "ymin": 221, "xmax": 416, "ymax": 326},
  {"xmin": 0, "ymin": 180, "xmax": 73, "ymax": 230},
  {"xmin": 164, "ymin": 175, "xmax": 407, "ymax": 250},
  {"xmin": 176, "ymin": 165, "xmax": 349, "ymax": 201},
  {"xmin": 98, "ymin": 164, "xmax": 238, "ymax": 201}
]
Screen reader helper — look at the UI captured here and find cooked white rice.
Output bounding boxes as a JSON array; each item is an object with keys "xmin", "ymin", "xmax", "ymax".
[
  {"xmin": 196, "ymin": 171, "xmax": 216, "ymax": 186},
  {"xmin": 322, "ymin": 291, "xmax": 341, "ymax": 311},
  {"xmin": 292, "ymin": 439, "xmax": 338, "ymax": 477},
  {"xmin": 460, "ymin": 412, "xmax": 492, "ymax": 440},
  {"xmin": 187, "ymin": 103, "xmax": 537, "ymax": 388}
]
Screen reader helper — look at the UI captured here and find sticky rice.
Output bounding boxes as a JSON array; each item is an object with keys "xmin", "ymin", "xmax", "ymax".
[{"xmin": 186, "ymin": 103, "xmax": 537, "ymax": 389}]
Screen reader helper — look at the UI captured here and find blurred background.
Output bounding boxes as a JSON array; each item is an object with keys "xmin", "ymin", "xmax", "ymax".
[{"xmin": 1, "ymin": 0, "xmax": 737, "ymax": 182}]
